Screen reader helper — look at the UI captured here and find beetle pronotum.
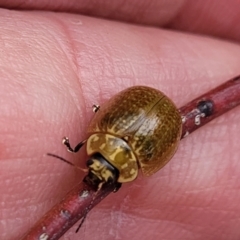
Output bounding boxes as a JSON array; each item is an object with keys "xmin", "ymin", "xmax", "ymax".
[{"xmin": 21, "ymin": 75, "xmax": 240, "ymax": 240}]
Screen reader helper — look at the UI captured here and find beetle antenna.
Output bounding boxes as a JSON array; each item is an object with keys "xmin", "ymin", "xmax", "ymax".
[
  {"xmin": 46, "ymin": 153, "xmax": 88, "ymax": 173},
  {"xmin": 76, "ymin": 214, "xmax": 87, "ymax": 233},
  {"xmin": 75, "ymin": 182, "xmax": 103, "ymax": 233}
]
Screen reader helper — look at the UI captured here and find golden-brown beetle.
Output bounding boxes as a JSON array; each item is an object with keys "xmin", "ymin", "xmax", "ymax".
[{"xmin": 63, "ymin": 86, "xmax": 182, "ymax": 190}]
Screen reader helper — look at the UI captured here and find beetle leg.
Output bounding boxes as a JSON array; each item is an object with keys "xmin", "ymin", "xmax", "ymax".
[
  {"xmin": 113, "ymin": 182, "xmax": 122, "ymax": 193},
  {"xmin": 92, "ymin": 104, "xmax": 100, "ymax": 113},
  {"xmin": 62, "ymin": 137, "xmax": 87, "ymax": 153}
]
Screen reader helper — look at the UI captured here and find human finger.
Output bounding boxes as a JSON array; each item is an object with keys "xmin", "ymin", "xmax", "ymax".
[
  {"xmin": 0, "ymin": 9, "xmax": 240, "ymax": 240},
  {"xmin": 1, "ymin": 0, "xmax": 240, "ymax": 41}
]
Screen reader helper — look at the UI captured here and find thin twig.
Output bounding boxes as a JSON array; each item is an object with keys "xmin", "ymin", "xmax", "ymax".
[{"xmin": 21, "ymin": 75, "xmax": 240, "ymax": 240}]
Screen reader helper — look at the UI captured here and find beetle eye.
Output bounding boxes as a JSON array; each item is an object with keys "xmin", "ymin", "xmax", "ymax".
[{"xmin": 86, "ymin": 159, "xmax": 93, "ymax": 167}]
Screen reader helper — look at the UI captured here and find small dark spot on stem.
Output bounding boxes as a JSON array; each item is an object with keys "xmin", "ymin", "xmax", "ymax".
[{"xmin": 197, "ymin": 100, "xmax": 214, "ymax": 117}]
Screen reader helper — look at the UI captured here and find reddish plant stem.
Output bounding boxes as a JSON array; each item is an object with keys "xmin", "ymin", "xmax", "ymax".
[
  {"xmin": 179, "ymin": 75, "xmax": 240, "ymax": 138},
  {"xmin": 21, "ymin": 75, "xmax": 240, "ymax": 240},
  {"xmin": 21, "ymin": 181, "xmax": 116, "ymax": 240}
]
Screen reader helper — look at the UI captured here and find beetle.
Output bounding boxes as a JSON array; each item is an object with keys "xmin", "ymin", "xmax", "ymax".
[{"xmin": 62, "ymin": 86, "xmax": 182, "ymax": 191}]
